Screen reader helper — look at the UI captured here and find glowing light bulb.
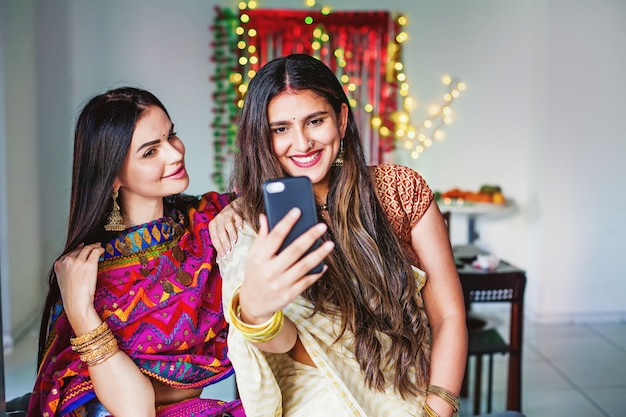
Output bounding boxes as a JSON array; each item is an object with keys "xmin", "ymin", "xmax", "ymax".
[
  {"xmin": 404, "ymin": 97, "xmax": 417, "ymax": 111},
  {"xmin": 394, "ymin": 111, "xmax": 410, "ymax": 125}
]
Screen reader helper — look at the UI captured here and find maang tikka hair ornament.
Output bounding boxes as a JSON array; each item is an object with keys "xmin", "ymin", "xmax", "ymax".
[
  {"xmin": 104, "ymin": 189, "xmax": 126, "ymax": 232},
  {"xmin": 332, "ymin": 138, "xmax": 344, "ymax": 167}
]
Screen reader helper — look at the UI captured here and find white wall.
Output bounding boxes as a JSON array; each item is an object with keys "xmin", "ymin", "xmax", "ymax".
[
  {"xmin": 2, "ymin": 0, "xmax": 46, "ymax": 347},
  {"xmin": 2, "ymin": 0, "xmax": 625, "ymax": 346}
]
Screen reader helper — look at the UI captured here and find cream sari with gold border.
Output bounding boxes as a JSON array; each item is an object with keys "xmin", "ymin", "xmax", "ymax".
[{"xmin": 219, "ymin": 223, "xmax": 429, "ymax": 417}]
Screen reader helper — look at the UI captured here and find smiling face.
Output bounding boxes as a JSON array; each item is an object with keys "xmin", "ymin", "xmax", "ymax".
[
  {"xmin": 114, "ymin": 105, "xmax": 189, "ymax": 217},
  {"xmin": 268, "ymin": 89, "xmax": 348, "ymax": 196}
]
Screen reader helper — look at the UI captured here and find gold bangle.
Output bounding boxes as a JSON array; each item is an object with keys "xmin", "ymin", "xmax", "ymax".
[
  {"xmin": 71, "ymin": 327, "xmax": 114, "ymax": 352},
  {"xmin": 70, "ymin": 321, "xmax": 109, "ymax": 346},
  {"xmin": 228, "ymin": 284, "xmax": 284, "ymax": 343},
  {"xmin": 75, "ymin": 331, "xmax": 116, "ymax": 355},
  {"xmin": 86, "ymin": 344, "xmax": 120, "ymax": 367},
  {"xmin": 422, "ymin": 402, "xmax": 439, "ymax": 417},
  {"xmin": 79, "ymin": 336, "xmax": 119, "ymax": 365},
  {"xmin": 427, "ymin": 384, "xmax": 460, "ymax": 413}
]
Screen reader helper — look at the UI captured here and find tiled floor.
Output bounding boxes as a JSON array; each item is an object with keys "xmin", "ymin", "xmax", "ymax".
[{"xmin": 3, "ymin": 312, "xmax": 626, "ymax": 416}]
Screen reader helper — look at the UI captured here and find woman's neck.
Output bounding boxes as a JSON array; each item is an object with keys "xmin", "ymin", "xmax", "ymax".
[{"xmin": 119, "ymin": 196, "xmax": 165, "ymax": 227}]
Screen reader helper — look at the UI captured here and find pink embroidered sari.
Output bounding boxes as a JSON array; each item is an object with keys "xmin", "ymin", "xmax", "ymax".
[{"xmin": 28, "ymin": 192, "xmax": 244, "ymax": 417}]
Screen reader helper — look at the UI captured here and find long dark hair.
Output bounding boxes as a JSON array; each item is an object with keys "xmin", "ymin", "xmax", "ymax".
[
  {"xmin": 231, "ymin": 54, "xmax": 430, "ymax": 398},
  {"xmin": 36, "ymin": 87, "xmax": 194, "ymax": 364}
]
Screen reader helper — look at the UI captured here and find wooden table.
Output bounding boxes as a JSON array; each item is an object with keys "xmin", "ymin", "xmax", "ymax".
[{"xmin": 453, "ymin": 244, "xmax": 526, "ymax": 414}]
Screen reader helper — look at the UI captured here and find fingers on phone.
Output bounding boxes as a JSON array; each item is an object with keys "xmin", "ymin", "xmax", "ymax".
[{"xmin": 262, "ymin": 209, "xmax": 303, "ymax": 249}]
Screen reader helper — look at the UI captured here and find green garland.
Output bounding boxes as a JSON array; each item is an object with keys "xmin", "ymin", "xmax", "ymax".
[{"xmin": 211, "ymin": 8, "xmax": 239, "ymax": 191}]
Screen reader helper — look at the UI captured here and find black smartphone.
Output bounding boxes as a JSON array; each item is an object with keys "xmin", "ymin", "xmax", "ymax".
[{"xmin": 262, "ymin": 176, "xmax": 324, "ymax": 274}]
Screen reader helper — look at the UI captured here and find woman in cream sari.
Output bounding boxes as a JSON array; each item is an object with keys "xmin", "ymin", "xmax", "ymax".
[{"xmin": 212, "ymin": 54, "xmax": 466, "ymax": 417}]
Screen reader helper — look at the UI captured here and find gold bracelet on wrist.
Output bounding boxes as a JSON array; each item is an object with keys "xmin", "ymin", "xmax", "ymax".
[
  {"xmin": 79, "ymin": 336, "xmax": 119, "ymax": 366},
  {"xmin": 229, "ymin": 284, "xmax": 284, "ymax": 343},
  {"xmin": 69, "ymin": 321, "xmax": 120, "ymax": 366},
  {"xmin": 71, "ymin": 327, "xmax": 113, "ymax": 352},
  {"xmin": 70, "ymin": 321, "xmax": 109, "ymax": 346},
  {"xmin": 427, "ymin": 384, "xmax": 460, "ymax": 413}
]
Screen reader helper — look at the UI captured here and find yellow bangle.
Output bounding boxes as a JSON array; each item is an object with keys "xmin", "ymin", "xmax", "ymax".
[
  {"xmin": 422, "ymin": 402, "xmax": 439, "ymax": 417},
  {"xmin": 228, "ymin": 284, "xmax": 284, "ymax": 343},
  {"xmin": 427, "ymin": 384, "xmax": 460, "ymax": 413}
]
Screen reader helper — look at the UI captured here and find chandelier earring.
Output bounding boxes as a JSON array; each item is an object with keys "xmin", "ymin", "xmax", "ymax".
[
  {"xmin": 332, "ymin": 138, "xmax": 344, "ymax": 167},
  {"xmin": 104, "ymin": 189, "xmax": 126, "ymax": 232}
]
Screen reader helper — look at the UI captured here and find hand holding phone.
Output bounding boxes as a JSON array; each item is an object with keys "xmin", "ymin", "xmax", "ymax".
[{"xmin": 262, "ymin": 176, "xmax": 324, "ymax": 274}]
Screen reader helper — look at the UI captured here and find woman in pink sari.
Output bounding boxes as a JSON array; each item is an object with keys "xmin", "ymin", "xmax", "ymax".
[{"xmin": 27, "ymin": 87, "xmax": 244, "ymax": 417}]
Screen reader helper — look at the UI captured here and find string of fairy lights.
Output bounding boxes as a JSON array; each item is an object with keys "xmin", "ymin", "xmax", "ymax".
[{"xmin": 210, "ymin": 1, "xmax": 465, "ymax": 190}]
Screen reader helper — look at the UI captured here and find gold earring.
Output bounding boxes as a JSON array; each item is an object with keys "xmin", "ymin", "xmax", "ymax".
[
  {"xmin": 104, "ymin": 189, "xmax": 126, "ymax": 232},
  {"xmin": 332, "ymin": 139, "xmax": 344, "ymax": 167}
]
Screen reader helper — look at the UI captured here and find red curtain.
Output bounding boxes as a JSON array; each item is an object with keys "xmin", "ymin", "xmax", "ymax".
[{"xmin": 236, "ymin": 9, "xmax": 398, "ymax": 164}]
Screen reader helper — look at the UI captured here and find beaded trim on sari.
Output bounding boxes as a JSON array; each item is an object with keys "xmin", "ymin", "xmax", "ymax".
[
  {"xmin": 28, "ymin": 192, "xmax": 243, "ymax": 417},
  {"xmin": 101, "ymin": 212, "xmax": 182, "ymax": 260}
]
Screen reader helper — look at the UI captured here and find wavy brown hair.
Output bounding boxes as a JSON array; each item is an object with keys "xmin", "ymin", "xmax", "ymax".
[{"xmin": 230, "ymin": 54, "xmax": 431, "ymax": 398}]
